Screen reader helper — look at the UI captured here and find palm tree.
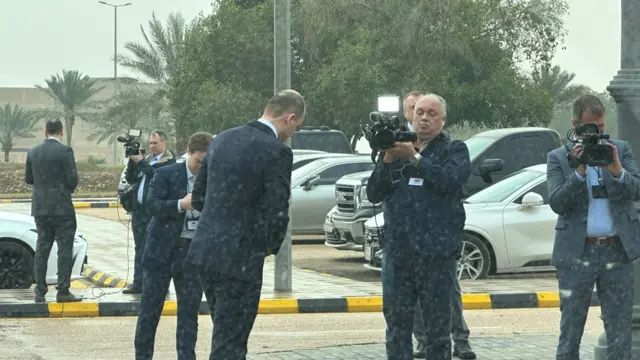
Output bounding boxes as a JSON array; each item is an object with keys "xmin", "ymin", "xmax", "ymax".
[
  {"xmin": 117, "ymin": 11, "xmax": 186, "ymax": 84},
  {"xmin": 0, "ymin": 104, "xmax": 39, "ymax": 162},
  {"xmin": 36, "ymin": 70, "xmax": 104, "ymax": 146},
  {"xmin": 90, "ymin": 86, "xmax": 175, "ymax": 148},
  {"xmin": 532, "ymin": 65, "xmax": 593, "ymax": 109}
]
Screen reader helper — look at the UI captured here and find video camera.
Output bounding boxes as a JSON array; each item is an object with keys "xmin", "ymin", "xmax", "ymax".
[
  {"xmin": 361, "ymin": 96, "xmax": 417, "ymax": 163},
  {"xmin": 117, "ymin": 129, "xmax": 145, "ymax": 158},
  {"xmin": 567, "ymin": 123, "xmax": 613, "ymax": 167}
]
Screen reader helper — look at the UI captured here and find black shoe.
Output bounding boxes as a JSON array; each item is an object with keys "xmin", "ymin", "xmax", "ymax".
[
  {"xmin": 56, "ymin": 291, "xmax": 83, "ymax": 303},
  {"xmin": 413, "ymin": 341, "xmax": 426, "ymax": 358},
  {"xmin": 122, "ymin": 283, "xmax": 142, "ymax": 294},
  {"xmin": 35, "ymin": 294, "xmax": 46, "ymax": 303},
  {"xmin": 453, "ymin": 342, "xmax": 476, "ymax": 359}
]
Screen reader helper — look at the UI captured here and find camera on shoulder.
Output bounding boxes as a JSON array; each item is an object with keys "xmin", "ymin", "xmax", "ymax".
[
  {"xmin": 117, "ymin": 128, "xmax": 145, "ymax": 157},
  {"xmin": 567, "ymin": 123, "xmax": 613, "ymax": 167}
]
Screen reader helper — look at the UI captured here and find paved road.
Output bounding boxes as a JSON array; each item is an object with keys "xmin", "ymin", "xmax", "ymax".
[{"xmin": 0, "ymin": 308, "xmax": 603, "ymax": 359}]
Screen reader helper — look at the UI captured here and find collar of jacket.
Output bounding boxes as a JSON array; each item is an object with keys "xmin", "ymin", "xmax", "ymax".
[
  {"xmin": 148, "ymin": 150, "xmax": 174, "ymax": 164},
  {"xmin": 420, "ymin": 131, "xmax": 451, "ymax": 152}
]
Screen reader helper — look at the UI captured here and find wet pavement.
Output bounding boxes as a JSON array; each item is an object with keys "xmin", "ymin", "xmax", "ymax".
[{"xmin": 0, "ymin": 308, "xmax": 603, "ymax": 359}]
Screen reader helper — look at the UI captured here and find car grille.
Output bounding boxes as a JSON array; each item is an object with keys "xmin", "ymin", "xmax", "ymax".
[
  {"xmin": 335, "ymin": 185, "xmax": 356, "ymax": 213},
  {"xmin": 364, "ymin": 226, "xmax": 384, "ymax": 266}
]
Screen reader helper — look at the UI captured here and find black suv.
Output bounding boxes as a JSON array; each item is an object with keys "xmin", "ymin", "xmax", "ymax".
[{"xmin": 291, "ymin": 126, "xmax": 353, "ymax": 154}]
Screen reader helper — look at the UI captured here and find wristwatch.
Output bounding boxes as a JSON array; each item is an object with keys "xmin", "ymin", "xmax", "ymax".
[{"xmin": 409, "ymin": 153, "xmax": 422, "ymax": 166}]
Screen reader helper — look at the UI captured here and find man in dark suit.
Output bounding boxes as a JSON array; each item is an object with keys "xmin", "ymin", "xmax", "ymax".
[
  {"xmin": 186, "ymin": 89, "xmax": 305, "ymax": 359},
  {"xmin": 134, "ymin": 132, "xmax": 213, "ymax": 360},
  {"xmin": 24, "ymin": 119, "xmax": 81, "ymax": 303},
  {"xmin": 547, "ymin": 94, "xmax": 640, "ymax": 360},
  {"xmin": 123, "ymin": 130, "xmax": 175, "ymax": 294}
]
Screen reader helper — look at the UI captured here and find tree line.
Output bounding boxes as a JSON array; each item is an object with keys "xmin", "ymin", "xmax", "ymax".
[{"xmin": 1, "ymin": 0, "xmax": 614, "ymax": 162}]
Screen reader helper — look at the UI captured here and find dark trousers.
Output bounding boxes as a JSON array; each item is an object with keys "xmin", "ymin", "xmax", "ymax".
[
  {"xmin": 556, "ymin": 243, "xmax": 633, "ymax": 360},
  {"xmin": 131, "ymin": 207, "xmax": 151, "ymax": 286},
  {"xmin": 382, "ymin": 251, "xmax": 457, "ymax": 360},
  {"xmin": 197, "ymin": 267, "xmax": 262, "ymax": 360},
  {"xmin": 33, "ymin": 215, "xmax": 77, "ymax": 295},
  {"xmin": 413, "ymin": 276, "xmax": 470, "ymax": 345},
  {"xmin": 134, "ymin": 240, "xmax": 203, "ymax": 360}
]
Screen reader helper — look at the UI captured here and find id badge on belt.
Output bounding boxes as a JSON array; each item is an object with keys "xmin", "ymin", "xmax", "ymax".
[{"xmin": 186, "ymin": 210, "xmax": 200, "ymax": 231}]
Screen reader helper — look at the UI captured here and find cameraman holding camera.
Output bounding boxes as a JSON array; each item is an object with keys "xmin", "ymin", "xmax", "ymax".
[
  {"xmin": 367, "ymin": 94, "xmax": 471, "ymax": 360},
  {"xmin": 123, "ymin": 130, "xmax": 175, "ymax": 294},
  {"xmin": 547, "ymin": 94, "xmax": 640, "ymax": 360}
]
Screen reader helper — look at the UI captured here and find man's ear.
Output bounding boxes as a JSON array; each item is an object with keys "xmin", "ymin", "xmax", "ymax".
[{"xmin": 571, "ymin": 119, "xmax": 578, "ymax": 128}]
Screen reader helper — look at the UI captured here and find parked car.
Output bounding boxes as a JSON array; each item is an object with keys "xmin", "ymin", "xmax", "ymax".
[
  {"xmin": 0, "ymin": 212, "xmax": 88, "ymax": 289},
  {"xmin": 291, "ymin": 156, "xmax": 376, "ymax": 235},
  {"xmin": 326, "ymin": 127, "xmax": 563, "ymax": 251},
  {"xmin": 363, "ymin": 164, "xmax": 558, "ymax": 280},
  {"xmin": 292, "ymin": 126, "xmax": 353, "ymax": 154}
]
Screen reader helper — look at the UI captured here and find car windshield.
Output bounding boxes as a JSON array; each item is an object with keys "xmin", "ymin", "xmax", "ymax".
[
  {"xmin": 464, "ymin": 136, "xmax": 495, "ymax": 162},
  {"xmin": 291, "ymin": 132, "xmax": 352, "ymax": 153},
  {"xmin": 291, "ymin": 159, "xmax": 329, "ymax": 184},
  {"xmin": 465, "ymin": 169, "xmax": 545, "ymax": 204}
]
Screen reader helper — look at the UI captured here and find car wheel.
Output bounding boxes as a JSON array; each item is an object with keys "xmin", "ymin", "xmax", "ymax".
[
  {"xmin": 0, "ymin": 241, "xmax": 34, "ymax": 289},
  {"xmin": 457, "ymin": 233, "xmax": 491, "ymax": 281}
]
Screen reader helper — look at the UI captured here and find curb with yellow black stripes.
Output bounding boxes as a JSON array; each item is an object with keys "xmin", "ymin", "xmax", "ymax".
[
  {"xmin": 0, "ymin": 199, "xmax": 121, "ymax": 209},
  {"xmin": 82, "ymin": 265, "xmax": 129, "ymax": 288},
  {"xmin": 0, "ymin": 291, "xmax": 601, "ymax": 318}
]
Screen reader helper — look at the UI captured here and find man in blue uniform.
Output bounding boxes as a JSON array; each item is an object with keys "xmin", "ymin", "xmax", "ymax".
[{"xmin": 367, "ymin": 94, "xmax": 471, "ymax": 360}]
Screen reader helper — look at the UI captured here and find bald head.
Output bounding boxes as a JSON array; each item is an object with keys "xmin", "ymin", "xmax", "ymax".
[
  {"xmin": 413, "ymin": 94, "xmax": 448, "ymax": 141},
  {"xmin": 263, "ymin": 89, "xmax": 306, "ymax": 141}
]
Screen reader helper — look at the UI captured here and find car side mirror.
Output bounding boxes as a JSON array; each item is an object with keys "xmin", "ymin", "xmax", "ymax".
[
  {"xmin": 478, "ymin": 158, "xmax": 504, "ymax": 183},
  {"xmin": 517, "ymin": 192, "xmax": 544, "ymax": 211},
  {"xmin": 303, "ymin": 175, "xmax": 320, "ymax": 191}
]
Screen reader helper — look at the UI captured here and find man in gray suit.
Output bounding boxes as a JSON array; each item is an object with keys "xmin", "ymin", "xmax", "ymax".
[
  {"xmin": 25, "ymin": 119, "xmax": 82, "ymax": 303},
  {"xmin": 547, "ymin": 94, "xmax": 640, "ymax": 360}
]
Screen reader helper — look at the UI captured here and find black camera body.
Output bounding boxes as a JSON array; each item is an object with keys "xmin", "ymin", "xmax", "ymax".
[
  {"xmin": 364, "ymin": 112, "xmax": 417, "ymax": 152},
  {"xmin": 117, "ymin": 129, "xmax": 145, "ymax": 158},
  {"xmin": 570, "ymin": 123, "xmax": 613, "ymax": 167}
]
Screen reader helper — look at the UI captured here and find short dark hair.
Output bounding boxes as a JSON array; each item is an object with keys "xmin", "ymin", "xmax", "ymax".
[
  {"xmin": 572, "ymin": 94, "xmax": 605, "ymax": 122},
  {"xmin": 187, "ymin": 132, "xmax": 214, "ymax": 153},
  {"xmin": 45, "ymin": 118, "xmax": 63, "ymax": 135},
  {"xmin": 150, "ymin": 130, "xmax": 168, "ymax": 142},
  {"xmin": 264, "ymin": 90, "xmax": 305, "ymax": 119}
]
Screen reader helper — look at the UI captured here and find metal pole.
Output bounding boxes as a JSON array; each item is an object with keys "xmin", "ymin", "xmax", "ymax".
[
  {"xmin": 594, "ymin": 0, "xmax": 640, "ymax": 358},
  {"xmin": 113, "ymin": 6, "xmax": 118, "ymax": 164},
  {"xmin": 273, "ymin": 0, "xmax": 292, "ymax": 292},
  {"xmin": 99, "ymin": 1, "xmax": 131, "ymax": 164}
]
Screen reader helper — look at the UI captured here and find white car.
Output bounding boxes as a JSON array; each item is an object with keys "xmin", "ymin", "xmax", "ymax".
[
  {"xmin": 363, "ymin": 164, "xmax": 557, "ymax": 280},
  {"xmin": 0, "ymin": 212, "xmax": 88, "ymax": 289}
]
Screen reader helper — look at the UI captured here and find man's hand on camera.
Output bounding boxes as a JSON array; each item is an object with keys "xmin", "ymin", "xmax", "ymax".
[
  {"xmin": 601, "ymin": 143, "xmax": 623, "ymax": 177},
  {"xmin": 386, "ymin": 142, "xmax": 417, "ymax": 159},
  {"xmin": 129, "ymin": 151, "xmax": 143, "ymax": 163},
  {"xmin": 571, "ymin": 144, "xmax": 587, "ymax": 176},
  {"xmin": 180, "ymin": 193, "xmax": 193, "ymax": 211}
]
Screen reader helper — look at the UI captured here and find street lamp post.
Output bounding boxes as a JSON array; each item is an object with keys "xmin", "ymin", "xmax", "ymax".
[
  {"xmin": 273, "ymin": 0, "xmax": 292, "ymax": 292},
  {"xmin": 594, "ymin": 0, "xmax": 640, "ymax": 358},
  {"xmin": 99, "ymin": 1, "xmax": 132, "ymax": 164}
]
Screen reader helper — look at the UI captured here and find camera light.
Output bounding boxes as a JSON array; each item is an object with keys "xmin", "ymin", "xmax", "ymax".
[{"xmin": 377, "ymin": 96, "xmax": 400, "ymax": 113}]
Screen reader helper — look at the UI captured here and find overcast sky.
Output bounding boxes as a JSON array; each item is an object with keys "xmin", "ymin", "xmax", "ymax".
[{"xmin": 0, "ymin": 0, "xmax": 621, "ymax": 91}]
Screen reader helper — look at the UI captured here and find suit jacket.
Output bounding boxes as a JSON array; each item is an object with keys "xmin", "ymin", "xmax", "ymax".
[
  {"xmin": 547, "ymin": 140, "xmax": 640, "ymax": 266},
  {"xmin": 24, "ymin": 138, "xmax": 78, "ymax": 218},
  {"xmin": 125, "ymin": 150, "xmax": 175, "ymax": 212},
  {"xmin": 366, "ymin": 132, "xmax": 471, "ymax": 259},
  {"xmin": 186, "ymin": 120, "xmax": 293, "ymax": 282},
  {"xmin": 142, "ymin": 161, "xmax": 190, "ymax": 269}
]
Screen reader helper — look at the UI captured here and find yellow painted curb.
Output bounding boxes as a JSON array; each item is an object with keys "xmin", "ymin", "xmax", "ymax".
[
  {"xmin": 161, "ymin": 301, "xmax": 178, "ymax": 315},
  {"xmin": 346, "ymin": 296, "xmax": 383, "ymax": 312},
  {"xmin": 462, "ymin": 294, "xmax": 492, "ymax": 310},
  {"xmin": 108, "ymin": 202, "xmax": 121, "ymax": 208},
  {"xmin": 536, "ymin": 291, "xmax": 561, "ymax": 308},
  {"xmin": 48, "ymin": 302, "xmax": 99, "ymax": 317},
  {"xmin": 258, "ymin": 299, "xmax": 298, "ymax": 314},
  {"xmin": 74, "ymin": 202, "xmax": 92, "ymax": 208}
]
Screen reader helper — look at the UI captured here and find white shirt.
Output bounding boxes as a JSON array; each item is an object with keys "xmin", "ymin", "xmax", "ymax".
[{"xmin": 258, "ymin": 118, "xmax": 278, "ymax": 138}]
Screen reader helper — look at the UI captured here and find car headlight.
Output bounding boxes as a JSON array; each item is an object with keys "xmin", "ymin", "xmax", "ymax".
[{"xmin": 359, "ymin": 186, "xmax": 368, "ymax": 202}]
